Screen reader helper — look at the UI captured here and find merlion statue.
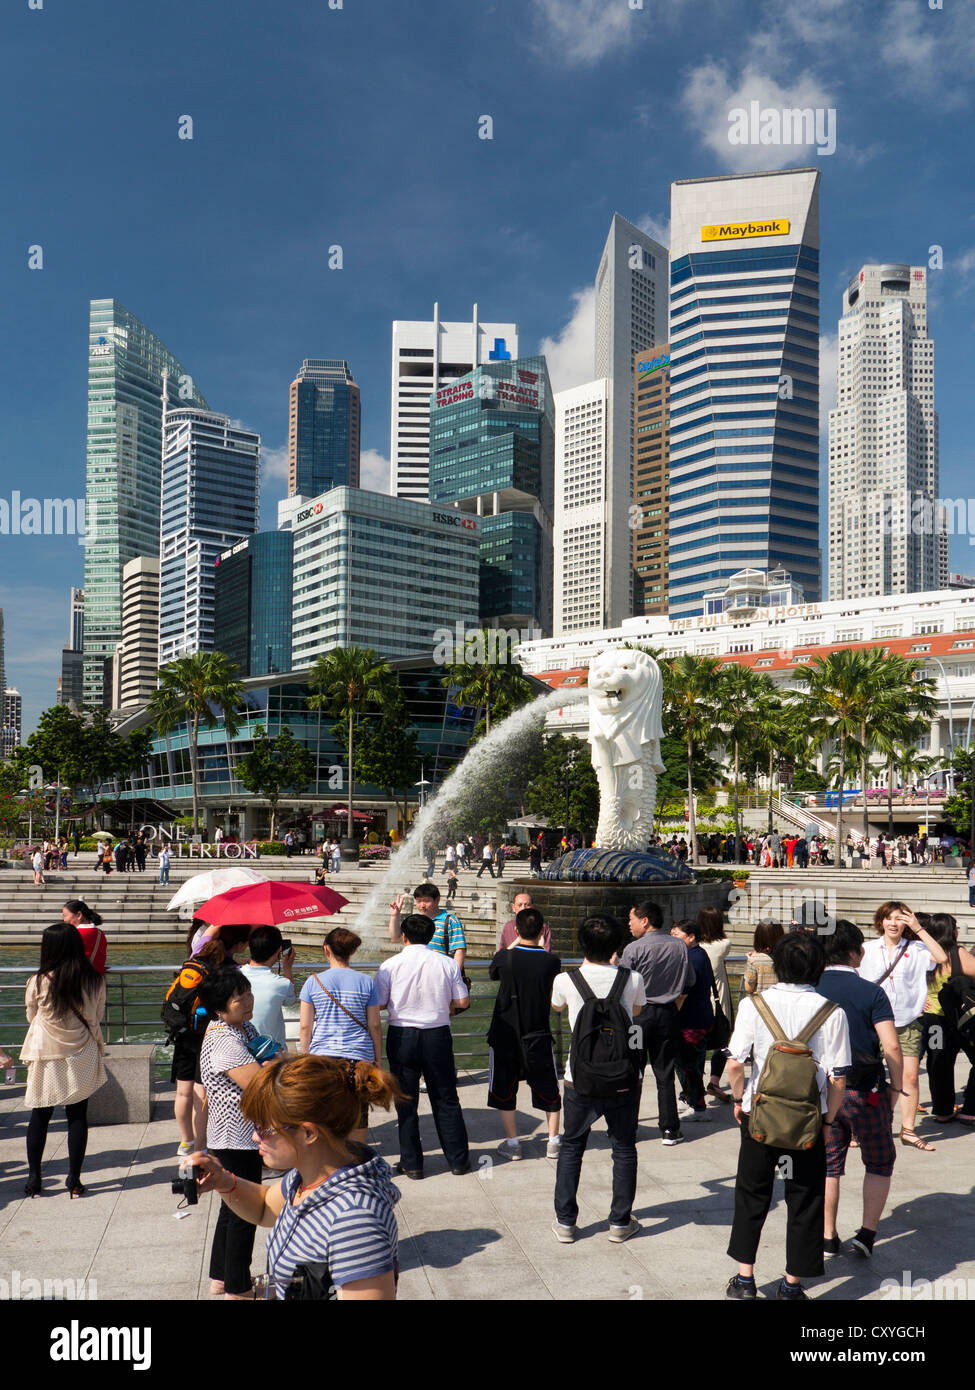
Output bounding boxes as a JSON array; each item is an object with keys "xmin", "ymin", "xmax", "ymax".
[{"xmin": 588, "ymin": 647, "xmax": 665, "ymax": 852}]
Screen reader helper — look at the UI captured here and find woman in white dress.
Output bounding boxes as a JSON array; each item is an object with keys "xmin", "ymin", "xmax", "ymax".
[{"xmin": 21, "ymin": 923, "xmax": 106, "ymax": 1196}]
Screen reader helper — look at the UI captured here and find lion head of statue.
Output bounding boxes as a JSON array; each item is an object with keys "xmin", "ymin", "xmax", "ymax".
[{"xmin": 587, "ymin": 647, "xmax": 665, "ymax": 772}]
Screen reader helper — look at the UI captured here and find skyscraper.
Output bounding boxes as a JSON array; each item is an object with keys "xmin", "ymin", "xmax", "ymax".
[
  {"xmin": 594, "ymin": 214, "xmax": 669, "ymax": 625},
  {"xmin": 58, "ymin": 588, "xmax": 85, "ymax": 710},
  {"xmin": 632, "ymin": 345, "xmax": 671, "ymax": 615},
  {"xmin": 554, "ymin": 379, "xmax": 610, "ymax": 635},
  {"xmin": 428, "ymin": 355, "xmax": 554, "ymax": 633},
  {"xmin": 118, "ymin": 557, "xmax": 160, "ymax": 710},
  {"xmin": 214, "ymin": 531, "xmax": 294, "ymax": 677},
  {"xmin": 828, "ymin": 265, "xmax": 944, "ymax": 598},
  {"xmin": 2, "ymin": 689, "xmax": 21, "ymax": 760},
  {"xmin": 158, "ymin": 406, "xmax": 260, "ymax": 664},
  {"xmin": 668, "ymin": 170, "xmax": 821, "ymax": 619},
  {"xmin": 287, "ymin": 360, "xmax": 361, "ymax": 498},
  {"xmin": 0, "ymin": 609, "xmax": 5, "ymax": 715},
  {"xmin": 390, "ymin": 305, "xmax": 518, "ymax": 502},
  {"xmin": 83, "ymin": 300, "xmax": 208, "ymax": 707}
]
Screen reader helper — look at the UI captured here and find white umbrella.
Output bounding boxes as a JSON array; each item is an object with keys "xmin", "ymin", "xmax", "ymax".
[
  {"xmin": 93, "ymin": 831, "xmax": 113, "ymax": 840},
  {"xmin": 166, "ymin": 866, "xmax": 268, "ymax": 912}
]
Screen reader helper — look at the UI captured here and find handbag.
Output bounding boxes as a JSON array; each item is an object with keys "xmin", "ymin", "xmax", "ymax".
[
  {"xmin": 313, "ymin": 975, "xmax": 369, "ymax": 1034},
  {"xmin": 708, "ymin": 982, "xmax": 732, "ymax": 1050}
]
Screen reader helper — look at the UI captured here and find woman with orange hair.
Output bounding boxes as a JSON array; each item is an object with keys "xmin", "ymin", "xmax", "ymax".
[{"xmin": 191, "ymin": 1053, "xmax": 404, "ymax": 1300}]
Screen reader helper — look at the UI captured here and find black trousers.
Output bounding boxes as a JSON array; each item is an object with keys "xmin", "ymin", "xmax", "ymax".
[
  {"xmin": 386, "ymin": 1024, "xmax": 469, "ymax": 1171},
  {"xmin": 209, "ymin": 1148, "xmax": 263, "ymax": 1294},
  {"xmin": 26, "ymin": 1099, "xmax": 89, "ymax": 1182},
  {"xmin": 635, "ymin": 1001, "xmax": 680, "ymax": 1134},
  {"xmin": 728, "ymin": 1121, "xmax": 827, "ymax": 1278},
  {"xmin": 924, "ymin": 1014, "xmax": 975, "ymax": 1116}
]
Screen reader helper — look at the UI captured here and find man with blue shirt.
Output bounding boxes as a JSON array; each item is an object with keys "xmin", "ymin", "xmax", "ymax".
[
  {"xmin": 239, "ymin": 925, "xmax": 295, "ymax": 1049},
  {"xmin": 388, "ymin": 882, "xmax": 466, "ymax": 971},
  {"xmin": 817, "ymin": 919, "xmax": 904, "ymax": 1260}
]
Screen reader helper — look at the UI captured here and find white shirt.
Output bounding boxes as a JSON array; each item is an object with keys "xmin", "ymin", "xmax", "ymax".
[
  {"xmin": 482, "ymin": 844, "xmax": 493, "ymax": 859},
  {"xmin": 858, "ymin": 937, "xmax": 937, "ymax": 1027},
  {"xmin": 551, "ymin": 963, "xmax": 646, "ymax": 1084},
  {"xmin": 375, "ymin": 944, "xmax": 468, "ymax": 1028},
  {"xmin": 455, "ymin": 842, "xmax": 465, "ymax": 857},
  {"xmin": 726, "ymin": 983, "xmax": 852, "ymax": 1115}
]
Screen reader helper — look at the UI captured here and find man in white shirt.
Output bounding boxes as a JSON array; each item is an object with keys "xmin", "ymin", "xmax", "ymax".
[
  {"xmin": 550, "ymin": 915, "xmax": 646, "ymax": 1245},
  {"xmin": 858, "ymin": 903, "xmax": 946, "ymax": 1150},
  {"xmin": 375, "ymin": 914, "xmax": 471, "ymax": 1179},
  {"xmin": 725, "ymin": 931, "xmax": 851, "ymax": 1302}
]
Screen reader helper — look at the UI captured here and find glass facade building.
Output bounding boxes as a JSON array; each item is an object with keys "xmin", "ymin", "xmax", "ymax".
[
  {"xmin": 632, "ymin": 345, "xmax": 671, "ymax": 615},
  {"xmin": 287, "ymin": 360, "xmax": 361, "ymax": 498},
  {"xmin": 668, "ymin": 171, "xmax": 821, "ymax": 619},
  {"xmin": 159, "ymin": 409, "xmax": 261, "ymax": 663},
  {"xmin": 214, "ymin": 530, "xmax": 294, "ymax": 677},
  {"xmin": 428, "ymin": 355, "xmax": 554, "ymax": 633},
  {"xmin": 283, "ymin": 487, "xmax": 481, "ymax": 667},
  {"xmin": 83, "ymin": 299, "xmax": 208, "ymax": 707}
]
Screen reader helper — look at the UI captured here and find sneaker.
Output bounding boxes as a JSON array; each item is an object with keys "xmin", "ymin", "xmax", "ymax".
[
  {"xmin": 552, "ymin": 1221, "xmax": 577, "ymax": 1243},
  {"xmin": 661, "ymin": 1131, "xmax": 684, "ymax": 1146},
  {"xmin": 823, "ymin": 1234, "xmax": 842, "ymax": 1259},
  {"xmin": 177, "ymin": 1141, "xmax": 194, "ymax": 1158},
  {"xmin": 849, "ymin": 1228, "xmax": 875, "ymax": 1259},
  {"xmin": 498, "ymin": 1139, "xmax": 522, "ymax": 1161},
  {"xmin": 690, "ymin": 1108, "xmax": 710, "ymax": 1122},
  {"xmin": 608, "ymin": 1219, "xmax": 641, "ymax": 1243},
  {"xmin": 677, "ymin": 1102, "xmax": 697, "ymax": 1120},
  {"xmin": 545, "ymin": 1136, "xmax": 562, "ymax": 1160},
  {"xmin": 726, "ymin": 1274, "xmax": 757, "ymax": 1300},
  {"xmin": 777, "ymin": 1279, "xmax": 808, "ymax": 1300}
]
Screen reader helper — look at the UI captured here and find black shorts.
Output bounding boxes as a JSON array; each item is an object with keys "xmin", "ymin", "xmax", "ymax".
[
  {"xmin": 488, "ymin": 1038, "xmax": 561, "ymax": 1113},
  {"xmin": 170, "ymin": 1029, "xmax": 204, "ymax": 1084}
]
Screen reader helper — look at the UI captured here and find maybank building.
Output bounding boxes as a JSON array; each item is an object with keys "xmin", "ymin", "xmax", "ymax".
[{"xmin": 667, "ymin": 170, "xmax": 821, "ymax": 619}]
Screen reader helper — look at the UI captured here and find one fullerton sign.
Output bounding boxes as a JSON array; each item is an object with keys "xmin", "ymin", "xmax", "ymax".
[{"xmin": 701, "ymin": 219, "xmax": 790, "ymax": 243}]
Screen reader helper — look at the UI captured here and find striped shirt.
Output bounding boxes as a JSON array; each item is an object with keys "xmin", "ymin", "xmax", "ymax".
[
  {"xmin": 265, "ymin": 1151, "xmax": 400, "ymax": 1299},
  {"xmin": 428, "ymin": 908, "xmax": 466, "ymax": 956}
]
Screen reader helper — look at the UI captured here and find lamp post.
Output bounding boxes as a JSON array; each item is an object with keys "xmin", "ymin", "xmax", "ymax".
[{"xmin": 414, "ymin": 765, "xmax": 430, "ymax": 813}]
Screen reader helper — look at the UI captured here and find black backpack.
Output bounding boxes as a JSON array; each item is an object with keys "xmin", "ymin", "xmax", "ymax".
[
  {"xmin": 568, "ymin": 967, "xmax": 641, "ymax": 1098},
  {"xmin": 161, "ymin": 957, "xmax": 217, "ymax": 1041},
  {"xmin": 939, "ymin": 946, "xmax": 975, "ymax": 1047}
]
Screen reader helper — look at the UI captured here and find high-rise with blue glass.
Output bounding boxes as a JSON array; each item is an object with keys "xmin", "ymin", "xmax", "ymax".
[
  {"xmin": 287, "ymin": 360, "xmax": 360, "ymax": 498},
  {"xmin": 428, "ymin": 355, "xmax": 554, "ymax": 634},
  {"xmin": 667, "ymin": 170, "xmax": 821, "ymax": 619},
  {"xmin": 214, "ymin": 531, "xmax": 294, "ymax": 677},
  {"xmin": 83, "ymin": 299, "xmax": 208, "ymax": 707}
]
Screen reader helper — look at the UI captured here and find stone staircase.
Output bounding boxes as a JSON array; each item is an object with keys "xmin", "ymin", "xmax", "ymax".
[{"xmin": 0, "ymin": 854, "xmax": 513, "ymax": 958}]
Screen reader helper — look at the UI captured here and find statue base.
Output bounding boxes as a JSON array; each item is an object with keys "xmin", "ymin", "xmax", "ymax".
[{"xmin": 540, "ymin": 848, "xmax": 695, "ymax": 884}]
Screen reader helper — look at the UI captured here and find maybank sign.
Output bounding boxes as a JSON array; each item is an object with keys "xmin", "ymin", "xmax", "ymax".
[{"xmin": 701, "ymin": 219, "xmax": 790, "ymax": 243}]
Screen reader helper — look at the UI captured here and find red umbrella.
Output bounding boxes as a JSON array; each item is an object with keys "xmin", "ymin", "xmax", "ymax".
[{"xmin": 195, "ymin": 880, "xmax": 349, "ymax": 926}]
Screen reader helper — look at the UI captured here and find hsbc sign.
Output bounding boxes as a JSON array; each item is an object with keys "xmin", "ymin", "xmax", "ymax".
[
  {"xmin": 296, "ymin": 502, "xmax": 325, "ymax": 525},
  {"xmin": 432, "ymin": 511, "xmax": 477, "ymax": 532}
]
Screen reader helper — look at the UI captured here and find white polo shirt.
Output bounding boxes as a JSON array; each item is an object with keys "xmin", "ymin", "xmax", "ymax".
[
  {"xmin": 375, "ymin": 944, "xmax": 468, "ymax": 1028},
  {"xmin": 859, "ymin": 937, "xmax": 937, "ymax": 1027},
  {"xmin": 551, "ymin": 963, "xmax": 646, "ymax": 1084},
  {"xmin": 726, "ymin": 983, "xmax": 851, "ymax": 1115}
]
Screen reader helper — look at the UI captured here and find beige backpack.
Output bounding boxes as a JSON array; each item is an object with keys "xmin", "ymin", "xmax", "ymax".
[{"xmin": 748, "ymin": 997, "xmax": 838, "ymax": 1150}]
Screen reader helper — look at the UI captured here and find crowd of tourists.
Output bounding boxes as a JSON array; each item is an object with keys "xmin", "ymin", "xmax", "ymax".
[{"xmin": 7, "ymin": 880, "xmax": 975, "ymax": 1302}]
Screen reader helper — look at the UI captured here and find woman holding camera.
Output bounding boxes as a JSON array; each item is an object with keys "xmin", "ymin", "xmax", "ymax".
[
  {"xmin": 859, "ymin": 901, "xmax": 947, "ymax": 1151},
  {"xmin": 192, "ymin": 1053, "xmax": 402, "ymax": 1300},
  {"xmin": 21, "ymin": 922, "xmax": 106, "ymax": 1196},
  {"xmin": 197, "ymin": 967, "xmax": 265, "ymax": 1298}
]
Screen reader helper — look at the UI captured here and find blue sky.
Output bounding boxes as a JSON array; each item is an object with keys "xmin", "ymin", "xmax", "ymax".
[{"xmin": 2, "ymin": 0, "xmax": 975, "ymax": 736}]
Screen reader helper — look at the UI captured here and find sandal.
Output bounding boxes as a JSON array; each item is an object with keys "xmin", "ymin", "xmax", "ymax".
[
  {"xmin": 849, "ymin": 1138, "xmax": 860, "ymax": 1149},
  {"xmin": 707, "ymin": 1082, "xmax": 732, "ymax": 1103},
  {"xmin": 956, "ymin": 1114, "xmax": 975, "ymax": 1126},
  {"xmin": 899, "ymin": 1129, "xmax": 935, "ymax": 1151}
]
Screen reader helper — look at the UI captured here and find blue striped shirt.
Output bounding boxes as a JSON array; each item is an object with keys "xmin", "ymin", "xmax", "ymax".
[{"xmin": 265, "ymin": 1152, "xmax": 400, "ymax": 1299}]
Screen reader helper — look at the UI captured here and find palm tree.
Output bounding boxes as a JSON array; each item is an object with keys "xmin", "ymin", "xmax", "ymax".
[
  {"xmin": 792, "ymin": 649, "xmax": 875, "ymax": 867},
  {"xmin": 662, "ymin": 654, "xmax": 724, "ymax": 866},
  {"xmin": 306, "ymin": 647, "xmax": 395, "ymax": 839},
  {"xmin": 717, "ymin": 665, "xmax": 775, "ymax": 862},
  {"xmin": 147, "ymin": 652, "xmax": 244, "ymax": 835},
  {"xmin": 441, "ymin": 632, "xmax": 535, "ymax": 738},
  {"xmin": 866, "ymin": 658, "xmax": 937, "ymax": 836}
]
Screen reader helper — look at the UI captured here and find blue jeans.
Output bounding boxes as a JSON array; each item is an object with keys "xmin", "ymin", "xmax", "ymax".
[
  {"xmin": 386, "ymin": 1024, "xmax": 469, "ymax": 1171},
  {"xmin": 554, "ymin": 1084, "xmax": 640, "ymax": 1227},
  {"xmin": 159, "ymin": 866, "xmax": 170, "ymax": 884}
]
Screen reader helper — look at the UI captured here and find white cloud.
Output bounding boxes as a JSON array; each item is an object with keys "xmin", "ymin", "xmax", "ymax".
[
  {"xmin": 359, "ymin": 448, "xmax": 391, "ymax": 493},
  {"xmin": 261, "ymin": 443, "xmax": 290, "ymax": 484},
  {"xmin": 637, "ymin": 212, "xmax": 670, "ymax": 249},
  {"xmin": 680, "ymin": 62, "xmax": 839, "ymax": 173},
  {"xmin": 819, "ymin": 332, "xmax": 838, "ymax": 430},
  {"xmin": 529, "ymin": 0, "xmax": 638, "ymax": 66},
  {"xmin": 538, "ymin": 287, "xmax": 596, "ymax": 393}
]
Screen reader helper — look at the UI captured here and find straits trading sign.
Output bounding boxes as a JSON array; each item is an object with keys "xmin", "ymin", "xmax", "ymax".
[
  {"xmin": 701, "ymin": 219, "xmax": 790, "ymax": 243},
  {"xmin": 435, "ymin": 380, "xmax": 475, "ymax": 408}
]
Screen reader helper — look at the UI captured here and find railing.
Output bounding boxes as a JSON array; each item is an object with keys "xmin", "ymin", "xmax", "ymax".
[{"xmin": 0, "ymin": 957, "xmax": 750, "ymax": 1080}]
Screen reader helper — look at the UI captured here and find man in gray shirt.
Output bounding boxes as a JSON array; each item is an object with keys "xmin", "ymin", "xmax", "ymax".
[{"xmin": 620, "ymin": 900, "xmax": 695, "ymax": 1145}]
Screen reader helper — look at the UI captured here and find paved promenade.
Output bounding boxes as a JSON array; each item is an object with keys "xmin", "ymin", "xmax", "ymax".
[{"xmin": 1, "ymin": 1071, "xmax": 973, "ymax": 1302}]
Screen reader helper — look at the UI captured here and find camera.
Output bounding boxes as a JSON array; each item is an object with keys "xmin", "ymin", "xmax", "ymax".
[
  {"xmin": 172, "ymin": 1159, "xmax": 199, "ymax": 1206},
  {"xmin": 281, "ymin": 939, "xmax": 293, "ymax": 956}
]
